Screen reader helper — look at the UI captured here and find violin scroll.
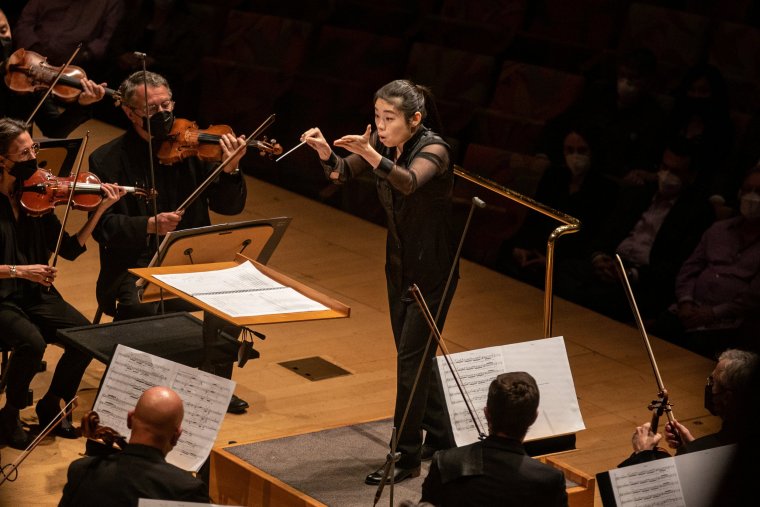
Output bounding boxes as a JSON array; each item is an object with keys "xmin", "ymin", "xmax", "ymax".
[{"xmin": 81, "ymin": 411, "xmax": 128, "ymax": 453}]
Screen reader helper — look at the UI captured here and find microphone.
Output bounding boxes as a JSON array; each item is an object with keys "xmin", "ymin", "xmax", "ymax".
[
  {"xmin": 472, "ymin": 196, "xmax": 486, "ymax": 208},
  {"xmin": 133, "ymin": 52, "xmax": 146, "ymax": 59}
]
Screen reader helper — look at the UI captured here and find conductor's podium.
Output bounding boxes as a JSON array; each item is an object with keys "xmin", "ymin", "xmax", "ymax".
[{"xmin": 209, "ymin": 419, "xmax": 595, "ymax": 507}]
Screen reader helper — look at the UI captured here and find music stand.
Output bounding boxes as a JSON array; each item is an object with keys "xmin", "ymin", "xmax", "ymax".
[{"xmin": 138, "ymin": 217, "xmax": 291, "ymax": 304}]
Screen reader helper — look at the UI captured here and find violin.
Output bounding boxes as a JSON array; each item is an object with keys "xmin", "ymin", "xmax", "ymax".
[
  {"xmin": 5, "ymin": 48, "xmax": 122, "ymax": 105},
  {"xmin": 19, "ymin": 168, "xmax": 155, "ymax": 217},
  {"xmin": 157, "ymin": 118, "xmax": 283, "ymax": 165}
]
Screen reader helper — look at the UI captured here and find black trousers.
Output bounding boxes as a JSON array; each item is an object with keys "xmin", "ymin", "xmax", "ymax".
[
  {"xmin": 388, "ymin": 277, "xmax": 457, "ymax": 469},
  {"xmin": 0, "ymin": 290, "xmax": 91, "ymax": 409}
]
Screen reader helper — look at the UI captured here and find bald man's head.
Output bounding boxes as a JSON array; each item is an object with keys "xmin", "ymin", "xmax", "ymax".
[{"xmin": 127, "ymin": 386, "xmax": 184, "ymax": 456}]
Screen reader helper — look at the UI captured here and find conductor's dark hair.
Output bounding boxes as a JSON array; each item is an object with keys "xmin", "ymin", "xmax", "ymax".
[
  {"xmin": 0, "ymin": 118, "xmax": 28, "ymax": 155},
  {"xmin": 487, "ymin": 371, "xmax": 540, "ymax": 440},
  {"xmin": 374, "ymin": 79, "xmax": 445, "ymax": 135}
]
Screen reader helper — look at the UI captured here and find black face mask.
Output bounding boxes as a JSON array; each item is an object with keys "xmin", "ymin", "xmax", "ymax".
[
  {"xmin": 9, "ymin": 158, "xmax": 38, "ymax": 181},
  {"xmin": 704, "ymin": 383, "xmax": 717, "ymax": 416},
  {"xmin": 0, "ymin": 37, "xmax": 12, "ymax": 61},
  {"xmin": 141, "ymin": 110, "xmax": 175, "ymax": 140}
]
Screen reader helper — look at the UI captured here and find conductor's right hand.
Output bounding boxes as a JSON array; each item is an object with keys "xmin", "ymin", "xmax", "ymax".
[
  {"xmin": 147, "ymin": 212, "xmax": 183, "ymax": 235},
  {"xmin": 301, "ymin": 127, "xmax": 332, "ymax": 161}
]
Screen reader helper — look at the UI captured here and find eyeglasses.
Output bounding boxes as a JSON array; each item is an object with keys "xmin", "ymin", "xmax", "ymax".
[
  {"xmin": 706, "ymin": 375, "xmax": 714, "ymax": 388},
  {"xmin": 129, "ymin": 100, "xmax": 175, "ymax": 117},
  {"xmin": 5, "ymin": 142, "xmax": 40, "ymax": 160}
]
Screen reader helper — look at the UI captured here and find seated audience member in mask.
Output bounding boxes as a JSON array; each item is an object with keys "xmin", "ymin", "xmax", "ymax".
[
  {"xmin": 656, "ymin": 167, "xmax": 760, "ymax": 357},
  {"xmin": 555, "ymin": 139, "xmax": 714, "ymax": 321}
]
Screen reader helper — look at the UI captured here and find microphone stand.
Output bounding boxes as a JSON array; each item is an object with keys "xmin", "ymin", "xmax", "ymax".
[
  {"xmin": 134, "ymin": 52, "xmax": 165, "ymax": 315},
  {"xmin": 373, "ymin": 196, "xmax": 486, "ymax": 506}
]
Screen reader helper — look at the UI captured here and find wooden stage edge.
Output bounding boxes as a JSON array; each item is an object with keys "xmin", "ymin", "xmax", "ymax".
[{"xmin": 0, "ymin": 119, "xmax": 721, "ymax": 507}]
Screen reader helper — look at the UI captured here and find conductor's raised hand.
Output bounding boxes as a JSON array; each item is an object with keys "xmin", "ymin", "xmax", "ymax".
[
  {"xmin": 301, "ymin": 127, "xmax": 332, "ymax": 161},
  {"xmin": 333, "ymin": 124, "xmax": 373, "ymax": 158}
]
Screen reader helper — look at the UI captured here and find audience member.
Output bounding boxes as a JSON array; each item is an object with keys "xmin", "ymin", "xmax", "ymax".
[
  {"xmin": 0, "ymin": 8, "xmax": 108, "ymax": 139},
  {"xmin": 420, "ymin": 372, "xmax": 568, "ymax": 507},
  {"xmin": 619, "ymin": 348, "xmax": 758, "ymax": 466},
  {"xmin": 538, "ymin": 48, "xmax": 667, "ymax": 187},
  {"xmin": 656, "ymin": 167, "xmax": 760, "ymax": 357},
  {"xmin": 555, "ymin": 139, "xmax": 714, "ymax": 321},
  {"xmin": 666, "ymin": 64, "xmax": 734, "ymax": 203},
  {"xmin": 13, "ymin": 0, "xmax": 125, "ymax": 68},
  {"xmin": 59, "ymin": 386, "xmax": 210, "ymax": 506},
  {"xmin": 498, "ymin": 123, "xmax": 617, "ymax": 286}
]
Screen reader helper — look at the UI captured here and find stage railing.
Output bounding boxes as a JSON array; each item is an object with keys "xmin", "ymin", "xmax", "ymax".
[{"xmin": 454, "ymin": 165, "xmax": 581, "ymax": 337}]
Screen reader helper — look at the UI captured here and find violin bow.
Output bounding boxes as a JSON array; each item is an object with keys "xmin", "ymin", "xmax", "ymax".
[
  {"xmin": 614, "ymin": 254, "xmax": 682, "ymax": 443},
  {"xmin": 0, "ymin": 397, "xmax": 78, "ymax": 485},
  {"xmin": 50, "ymin": 131, "xmax": 90, "ymax": 270},
  {"xmin": 174, "ymin": 113, "xmax": 276, "ymax": 215},
  {"xmin": 24, "ymin": 43, "xmax": 82, "ymax": 133}
]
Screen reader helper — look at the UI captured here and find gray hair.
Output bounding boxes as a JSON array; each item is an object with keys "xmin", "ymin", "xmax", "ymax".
[
  {"xmin": 118, "ymin": 71, "xmax": 172, "ymax": 107},
  {"xmin": 716, "ymin": 349, "xmax": 758, "ymax": 393}
]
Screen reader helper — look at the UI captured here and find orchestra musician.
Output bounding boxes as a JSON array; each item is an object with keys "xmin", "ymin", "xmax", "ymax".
[
  {"xmin": 0, "ymin": 8, "xmax": 108, "ymax": 139},
  {"xmin": 302, "ymin": 79, "xmax": 458, "ymax": 484},
  {"xmin": 89, "ymin": 70, "xmax": 249, "ymax": 414},
  {"xmin": 0, "ymin": 117, "xmax": 123, "ymax": 450},
  {"xmin": 59, "ymin": 386, "xmax": 210, "ymax": 506}
]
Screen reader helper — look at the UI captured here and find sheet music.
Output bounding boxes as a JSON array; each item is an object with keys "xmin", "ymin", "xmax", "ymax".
[
  {"xmin": 93, "ymin": 345, "xmax": 235, "ymax": 472},
  {"xmin": 606, "ymin": 445, "xmax": 736, "ymax": 507},
  {"xmin": 153, "ymin": 261, "xmax": 328, "ymax": 317},
  {"xmin": 437, "ymin": 336, "xmax": 585, "ymax": 446}
]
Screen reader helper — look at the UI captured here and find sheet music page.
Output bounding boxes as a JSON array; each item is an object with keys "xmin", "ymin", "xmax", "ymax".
[
  {"xmin": 437, "ymin": 336, "xmax": 585, "ymax": 447},
  {"xmin": 93, "ymin": 345, "xmax": 235, "ymax": 472},
  {"xmin": 608, "ymin": 458, "xmax": 685, "ymax": 506},
  {"xmin": 152, "ymin": 261, "xmax": 328, "ymax": 317}
]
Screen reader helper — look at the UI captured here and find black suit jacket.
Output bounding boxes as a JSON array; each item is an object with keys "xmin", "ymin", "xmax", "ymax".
[
  {"xmin": 420, "ymin": 436, "xmax": 568, "ymax": 507},
  {"xmin": 591, "ymin": 183, "xmax": 714, "ymax": 313},
  {"xmin": 58, "ymin": 443, "xmax": 209, "ymax": 506},
  {"xmin": 89, "ymin": 128, "xmax": 247, "ymax": 313}
]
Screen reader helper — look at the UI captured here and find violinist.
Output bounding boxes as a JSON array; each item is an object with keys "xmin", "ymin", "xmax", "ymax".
[
  {"xmin": 0, "ymin": 118, "xmax": 123, "ymax": 450},
  {"xmin": 89, "ymin": 71, "xmax": 249, "ymax": 414},
  {"xmin": 0, "ymin": 8, "xmax": 108, "ymax": 139},
  {"xmin": 59, "ymin": 386, "xmax": 210, "ymax": 506},
  {"xmin": 619, "ymin": 349, "xmax": 758, "ymax": 467}
]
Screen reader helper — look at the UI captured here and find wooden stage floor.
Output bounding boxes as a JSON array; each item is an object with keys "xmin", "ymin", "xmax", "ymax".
[{"xmin": 0, "ymin": 120, "xmax": 720, "ymax": 506}]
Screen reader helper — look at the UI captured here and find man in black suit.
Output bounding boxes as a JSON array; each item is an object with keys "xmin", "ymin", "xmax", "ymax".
[
  {"xmin": 419, "ymin": 372, "xmax": 568, "ymax": 507},
  {"xmin": 59, "ymin": 386, "xmax": 209, "ymax": 506}
]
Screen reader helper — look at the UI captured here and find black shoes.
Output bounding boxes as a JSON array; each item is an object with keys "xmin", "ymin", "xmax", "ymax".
[
  {"xmin": 35, "ymin": 396, "xmax": 79, "ymax": 439},
  {"xmin": 0, "ymin": 407, "xmax": 32, "ymax": 450},
  {"xmin": 227, "ymin": 394, "xmax": 249, "ymax": 414},
  {"xmin": 365, "ymin": 464, "xmax": 421, "ymax": 485}
]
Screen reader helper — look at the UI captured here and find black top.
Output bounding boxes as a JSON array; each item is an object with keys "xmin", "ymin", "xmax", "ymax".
[
  {"xmin": 59, "ymin": 443, "xmax": 210, "ymax": 507},
  {"xmin": 89, "ymin": 128, "xmax": 247, "ymax": 312},
  {"xmin": 322, "ymin": 126, "xmax": 456, "ymax": 295},
  {"xmin": 0, "ymin": 191, "xmax": 85, "ymax": 300},
  {"xmin": 421, "ymin": 436, "xmax": 569, "ymax": 507}
]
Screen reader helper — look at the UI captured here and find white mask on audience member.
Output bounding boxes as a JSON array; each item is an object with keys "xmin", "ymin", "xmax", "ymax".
[
  {"xmin": 658, "ymin": 170, "xmax": 682, "ymax": 197},
  {"xmin": 565, "ymin": 154, "xmax": 591, "ymax": 176},
  {"xmin": 740, "ymin": 191, "xmax": 760, "ymax": 220}
]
